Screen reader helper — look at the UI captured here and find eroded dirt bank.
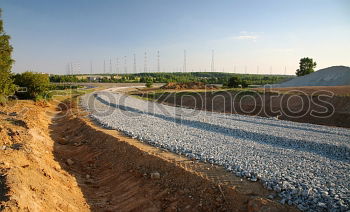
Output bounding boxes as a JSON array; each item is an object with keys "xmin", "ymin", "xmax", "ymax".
[
  {"xmin": 1, "ymin": 98, "xmax": 298, "ymax": 211},
  {"xmin": 0, "ymin": 100, "xmax": 90, "ymax": 211}
]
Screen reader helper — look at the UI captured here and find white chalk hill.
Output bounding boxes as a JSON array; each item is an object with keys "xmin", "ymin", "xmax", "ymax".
[{"xmin": 276, "ymin": 66, "xmax": 350, "ymax": 87}]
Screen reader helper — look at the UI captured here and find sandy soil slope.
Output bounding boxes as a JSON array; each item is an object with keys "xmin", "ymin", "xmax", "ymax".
[{"xmin": 0, "ymin": 98, "xmax": 298, "ymax": 211}]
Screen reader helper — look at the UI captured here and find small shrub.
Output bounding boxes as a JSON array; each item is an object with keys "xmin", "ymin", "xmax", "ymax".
[
  {"xmin": 145, "ymin": 81, "xmax": 153, "ymax": 88},
  {"xmin": 0, "ymin": 94, "xmax": 7, "ymax": 105}
]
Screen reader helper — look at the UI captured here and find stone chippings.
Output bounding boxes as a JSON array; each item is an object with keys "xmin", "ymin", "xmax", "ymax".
[{"xmin": 81, "ymin": 92, "xmax": 350, "ymax": 211}]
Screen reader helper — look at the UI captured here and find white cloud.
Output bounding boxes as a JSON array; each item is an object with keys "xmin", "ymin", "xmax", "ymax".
[
  {"xmin": 272, "ymin": 48, "xmax": 294, "ymax": 53},
  {"xmin": 231, "ymin": 35, "xmax": 258, "ymax": 40},
  {"xmin": 229, "ymin": 31, "xmax": 259, "ymax": 41}
]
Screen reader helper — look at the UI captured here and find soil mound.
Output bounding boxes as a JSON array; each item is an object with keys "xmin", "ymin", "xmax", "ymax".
[{"xmin": 275, "ymin": 66, "xmax": 350, "ymax": 87}]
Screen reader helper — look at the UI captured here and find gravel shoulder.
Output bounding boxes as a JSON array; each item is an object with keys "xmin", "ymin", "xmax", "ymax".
[{"xmin": 81, "ymin": 90, "xmax": 350, "ymax": 211}]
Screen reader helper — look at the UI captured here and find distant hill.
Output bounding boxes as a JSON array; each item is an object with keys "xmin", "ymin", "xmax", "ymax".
[{"xmin": 274, "ymin": 66, "xmax": 350, "ymax": 87}]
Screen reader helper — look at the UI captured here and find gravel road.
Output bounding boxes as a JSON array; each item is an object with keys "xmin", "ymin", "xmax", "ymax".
[{"xmin": 81, "ymin": 91, "xmax": 350, "ymax": 212}]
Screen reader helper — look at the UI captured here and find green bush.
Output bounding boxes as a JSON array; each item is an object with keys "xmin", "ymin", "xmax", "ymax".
[{"xmin": 14, "ymin": 72, "xmax": 50, "ymax": 100}]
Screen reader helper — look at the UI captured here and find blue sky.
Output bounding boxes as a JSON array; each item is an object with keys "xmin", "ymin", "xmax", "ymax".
[{"xmin": 2, "ymin": 0, "xmax": 350, "ymax": 75}]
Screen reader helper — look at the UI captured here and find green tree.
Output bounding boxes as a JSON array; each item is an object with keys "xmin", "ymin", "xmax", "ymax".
[
  {"xmin": 240, "ymin": 80, "xmax": 248, "ymax": 88},
  {"xmin": 0, "ymin": 9, "xmax": 16, "ymax": 101},
  {"xmin": 227, "ymin": 76, "xmax": 240, "ymax": 88},
  {"xmin": 296, "ymin": 57, "xmax": 317, "ymax": 76},
  {"xmin": 14, "ymin": 72, "xmax": 50, "ymax": 100}
]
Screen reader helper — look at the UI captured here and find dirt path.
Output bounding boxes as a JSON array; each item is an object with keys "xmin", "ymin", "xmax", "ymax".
[{"xmin": 1, "ymin": 98, "xmax": 299, "ymax": 211}]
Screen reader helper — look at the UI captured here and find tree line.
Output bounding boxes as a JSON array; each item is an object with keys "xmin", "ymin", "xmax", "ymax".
[{"xmin": 50, "ymin": 72, "xmax": 293, "ymax": 86}]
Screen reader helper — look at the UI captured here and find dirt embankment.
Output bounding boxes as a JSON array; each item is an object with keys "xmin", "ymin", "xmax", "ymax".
[
  {"xmin": 1, "ymin": 98, "xmax": 298, "ymax": 211},
  {"xmin": 253, "ymin": 85, "xmax": 350, "ymax": 96},
  {"xmin": 138, "ymin": 86, "xmax": 350, "ymax": 128}
]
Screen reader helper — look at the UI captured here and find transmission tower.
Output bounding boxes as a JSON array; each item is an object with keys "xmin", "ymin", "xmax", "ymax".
[
  {"xmin": 116, "ymin": 57, "xmax": 119, "ymax": 75},
  {"xmin": 90, "ymin": 60, "xmax": 93, "ymax": 74},
  {"xmin": 183, "ymin": 50, "xmax": 187, "ymax": 73},
  {"xmin": 124, "ymin": 56, "xmax": 127, "ymax": 74},
  {"xmin": 109, "ymin": 58, "xmax": 112, "ymax": 74},
  {"xmin": 70, "ymin": 63, "xmax": 73, "ymax": 75},
  {"xmin": 157, "ymin": 50, "xmax": 160, "ymax": 72},
  {"xmin": 103, "ymin": 60, "xmax": 106, "ymax": 74},
  {"xmin": 72, "ymin": 63, "xmax": 75, "ymax": 75},
  {"xmin": 257, "ymin": 65, "xmax": 259, "ymax": 74},
  {"xmin": 66, "ymin": 63, "xmax": 70, "ymax": 75},
  {"xmin": 144, "ymin": 51, "xmax": 147, "ymax": 73},
  {"xmin": 77, "ymin": 63, "xmax": 81, "ymax": 74},
  {"xmin": 211, "ymin": 50, "xmax": 214, "ymax": 72},
  {"xmin": 133, "ymin": 54, "xmax": 137, "ymax": 73},
  {"xmin": 270, "ymin": 66, "xmax": 272, "ymax": 75},
  {"xmin": 69, "ymin": 62, "xmax": 80, "ymax": 75}
]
